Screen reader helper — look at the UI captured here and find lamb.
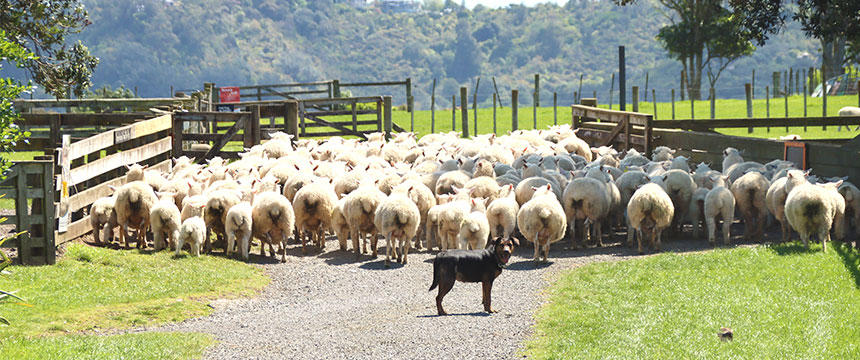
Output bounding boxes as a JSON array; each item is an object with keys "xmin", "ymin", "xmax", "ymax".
[
  {"xmin": 515, "ymin": 176, "xmax": 560, "ymax": 206},
  {"xmin": 517, "ymin": 184, "xmax": 567, "ymax": 263},
  {"xmin": 435, "ymin": 170, "xmax": 471, "ymax": 196},
  {"xmin": 562, "ymin": 177, "xmax": 611, "ymax": 248},
  {"xmin": 114, "ymin": 181, "xmax": 158, "ymax": 249},
  {"xmin": 486, "ymin": 184, "xmax": 519, "ymax": 240},
  {"xmin": 730, "ymin": 171, "xmax": 770, "ymax": 242},
  {"xmin": 332, "ymin": 198, "xmax": 351, "ymax": 251},
  {"xmin": 293, "ymin": 181, "xmax": 338, "ymax": 254},
  {"xmin": 176, "ymin": 216, "xmax": 206, "ymax": 257},
  {"xmin": 150, "ymin": 192, "xmax": 181, "ymax": 251},
  {"xmin": 651, "ymin": 146, "xmax": 675, "ymax": 161},
  {"xmin": 704, "ymin": 177, "xmax": 735, "ymax": 245},
  {"xmin": 392, "ymin": 180, "xmax": 436, "ymax": 250},
  {"xmin": 463, "ymin": 176, "xmax": 501, "ymax": 205},
  {"xmin": 838, "ymin": 182, "xmax": 860, "ymax": 245},
  {"xmin": 688, "ymin": 187, "xmax": 709, "ymax": 239},
  {"xmin": 458, "ymin": 198, "xmax": 491, "ymax": 250},
  {"xmin": 627, "ymin": 183, "xmax": 675, "ymax": 254},
  {"xmin": 374, "ymin": 191, "xmax": 421, "ymax": 266},
  {"xmin": 225, "ymin": 202, "xmax": 253, "ymax": 260},
  {"xmin": 90, "ymin": 196, "xmax": 117, "ymax": 245},
  {"xmin": 343, "ymin": 184, "xmax": 387, "ymax": 256},
  {"xmin": 251, "ymin": 192, "xmax": 295, "ymax": 262},
  {"xmin": 838, "ymin": 106, "xmax": 860, "ymax": 116},
  {"xmin": 204, "ymin": 189, "xmax": 242, "ymax": 253},
  {"xmin": 721, "ymin": 147, "xmax": 744, "ymax": 172},
  {"xmin": 180, "ymin": 195, "xmax": 207, "ymax": 222},
  {"xmin": 125, "ymin": 164, "xmax": 146, "ymax": 183},
  {"xmin": 785, "ymin": 181, "xmax": 845, "ymax": 251},
  {"xmin": 437, "ymin": 197, "xmax": 475, "ymax": 251},
  {"xmin": 615, "ymin": 170, "xmax": 651, "ymax": 246},
  {"xmin": 765, "ymin": 170, "xmax": 809, "ymax": 242},
  {"xmin": 669, "ymin": 156, "xmax": 690, "ymax": 172}
]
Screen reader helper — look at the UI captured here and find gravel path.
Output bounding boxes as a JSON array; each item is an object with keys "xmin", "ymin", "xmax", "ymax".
[{"xmin": 154, "ymin": 236, "xmax": 716, "ymax": 359}]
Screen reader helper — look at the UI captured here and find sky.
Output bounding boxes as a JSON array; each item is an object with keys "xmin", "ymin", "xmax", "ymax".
[{"xmin": 463, "ymin": 0, "xmax": 568, "ymax": 8}]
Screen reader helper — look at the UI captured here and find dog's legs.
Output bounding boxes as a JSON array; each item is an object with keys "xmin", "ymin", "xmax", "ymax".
[
  {"xmin": 435, "ymin": 274, "xmax": 455, "ymax": 316},
  {"xmin": 482, "ymin": 280, "xmax": 496, "ymax": 313}
]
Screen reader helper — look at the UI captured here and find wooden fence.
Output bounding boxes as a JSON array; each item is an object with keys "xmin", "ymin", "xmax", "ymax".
[
  {"xmin": 207, "ymin": 79, "xmax": 413, "ymax": 112},
  {"xmin": 173, "ymin": 109, "xmax": 261, "ymax": 161},
  {"xmin": 14, "ymin": 97, "xmax": 197, "ymax": 114},
  {"xmin": 55, "ymin": 114, "xmax": 173, "ymax": 245},
  {"xmin": 0, "ymin": 159, "xmax": 55, "ymax": 265},
  {"xmin": 13, "ymin": 113, "xmax": 156, "ymax": 153},
  {"xmin": 571, "ymin": 104, "xmax": 654, "ymax": 155}
]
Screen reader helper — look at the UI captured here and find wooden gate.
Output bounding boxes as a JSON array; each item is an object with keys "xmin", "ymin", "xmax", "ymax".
[
  {"xmin": 571, "ymin": 105, "xmax": 654, "ymax": 154},
  {"xmin": 173, "ymin": 108, "xmax": 261, "ymax": 161},
  {"xmin": 0, "ymin": 160, "xmax": 55, "ymax": 265}
]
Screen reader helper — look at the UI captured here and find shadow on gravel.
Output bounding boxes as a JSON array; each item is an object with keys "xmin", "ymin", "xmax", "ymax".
[
  {"xmin": 506, "ymin": 260, "xmax": 552, "ymax": 271},
  {"xmin": 321, "ymin": 250, "xmax": 369, "ymax": 266},
  {"xmin": 359, "ymin": 259, "xmax": 406, "ymax": 270},
  {"xmin": 416, "ymin": 312, "xmax": 491, "ymax": 318}
]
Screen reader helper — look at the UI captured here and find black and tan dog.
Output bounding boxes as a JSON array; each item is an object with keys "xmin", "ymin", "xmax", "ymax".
[{"xmin": 429, "ymin": 237, "xmax": 518, "ymax": 315}]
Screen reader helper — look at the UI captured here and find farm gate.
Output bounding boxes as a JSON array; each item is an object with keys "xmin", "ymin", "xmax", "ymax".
[{"xmin": 0, "ymin": 159, "xmax": 55, "ymax": 265}]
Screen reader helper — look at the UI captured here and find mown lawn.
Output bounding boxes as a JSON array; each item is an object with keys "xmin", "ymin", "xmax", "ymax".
[
  {"xmin": 0, "ymin": 244, "xmax": 269, "ymax": 358},
  {"xmin": 525, "ymin": 243, "xmax": 860, "ymax": 359}
]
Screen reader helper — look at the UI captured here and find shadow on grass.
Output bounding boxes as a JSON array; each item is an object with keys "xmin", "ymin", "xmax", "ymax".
[
  {"xmin": 770, "ymin": 242, "xmax": 819, "ymax": 256},
  {"xmin": 834, "ymin": 242, "xmax": 860, "ymax": 289}
]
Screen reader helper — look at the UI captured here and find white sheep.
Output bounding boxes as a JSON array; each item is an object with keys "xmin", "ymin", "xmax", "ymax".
[
  {"xmin": 435, "ymin": 170, "xmax": 471, "ymax": 196},
  {"xmin": 90, "ymin": 196, "xmax": 117, "ymax": 245},
  {"xmin": 838, "ymin": 182, "xmax": 860, "ymax": 243},
  {"xmin": 150, "ymin": 192, "xmax": 181, "ymax": 251},
  {"xmin": 374, "ymin": 191, "xmax": 421, "ymax": 266},
  {"xmin": 114, "ymin": 181, "xmax": 158, "ymax": 249},
  {"xmin": 627, "ymin": 183, "xmax": 674, "ymax": 254},
  {"xmin": 293, "ymin": 181, "xmax": 338, "ymax": 254},
  {"xmin": 651, "ymin": 146, "xmax": 675, "ymax": 161},
  {"xmin": 721, "ymin": 147, "xmax": 744, "ymax": 173},
  {"xmin": 343, "ymin": 184, "xmax": 387, "ymax": 256},
  {"xmin": 730, "ymin": 171, "xmax": 770, "ymax": 242},
  {"xmin": 659, "ymin": 169, "xmax": 696, "ymax": 235},
  {"xmin": 765, "ymin": 170, "xmax": 809, "ymax": 242},
  {"xmin": 785, "ymin": 181, "xmax": 845, "ymax": 251},
  {"xmin": 176, "ymin": 216, "xmax": 206, "ymax": 257},
  {"xmin": 704, "ymin": 182, "xmax": 735, "ymax": 246},
  {"xmin": 251, "ymin": 192, "xmax": 295, "ymax": 262},
  {"xmin": 392, "ymin": 180, "xmax": 436, "ymax": 250},
  {"xmin": 517, "ymin": 184, "xmax": 567, "ymax": 263},
  {"xmin": 458, "ymin": 198, "xmax": 490, "ymax": 250},
  {"xmin": 689, "ymin": 187, "xmax": 709, "ymax": 239},
  {"xmin": 486, "ymin": 184, "xmax": 519, "ymax": 240},
  {"xmin": 332, "ymin": 198, "xmax": 351, "ymax": 251},
  {"xmin": 225, "ymin": 202, "xmax": 253, "ymax": 260},
  {"xmin": 204, "ymin": 189, "xmax": 242, "ymax": 253},
  {"xmin": 562, "ymin": 177, "xmax": 611, "ymax": 248}
]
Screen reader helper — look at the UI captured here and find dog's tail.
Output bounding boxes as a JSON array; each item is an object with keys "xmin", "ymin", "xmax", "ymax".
[{"xmin": 429, "ymin": 258, "xmax": 440, "ymax": 291}]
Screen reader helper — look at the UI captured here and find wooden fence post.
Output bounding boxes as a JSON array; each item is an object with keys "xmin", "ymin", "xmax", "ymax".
[
  {"xmin": 452, "ymin": 95, "xmax": 456, "ymax": 131},
  {"xmin": 784, "ymin": 82, "xmax": 790, "ymax": 131},
  {"xmin": 822, "ymin": 63, "xmax": 827, "ymax": 129},
  {"xmin": 577, "ymin": 74, "xmax": 583, "ymax": 104},
  {"xmin": 680, "ymin": 70, "xmax": 686, "ymax": 101},
  {"xmin": 632, "ymin": 86, "xmax": 639, "ymax": 112},
  {"xmin": 690, "ymin": 92, "xmax": 695, "ymax": 120},
  {"xmin": 406, "ymin": 78, "xmax": 413, "ymax": 113},
  {"xmin": 803, "ymin": 80, "xmax": 808, "ymax": 120},
  {"xmin": 752, "ymin": 69, "xmax": 756, "ymax": 99},
  {"xmin": 644, "ymin": 114, "xmax": 653, "ymax": 156},
  {"xmin": 460, "ymin": 87, "xmax": 469, "ymax": 138},
  {"xmin": 244, "ymin": 106, "xmax": 259, "ymax": 149},
  {"xmin": 534, "ymin": 74, "xmax": 540, "ymax": 107},
  {"xmin": 49, "ymin": 115, "xmax": 60, "ymax": 157},
  {"xmin": 473, "ymin": 77, "xmax": 480, "ymax": 134},
  {"xmin": 652, "ymin": 89, "xmax": 657, "ymax": 120},
  {"xmin": 609, "ymin": 73, "xmax": 615, "ymax": 110},
  {"xmin": 766, "ymin": 86, "xmax": 770, "ymax": 118},
  {"xmin": 493, "ymin": 93, "xmax": 497, "ymax": 134},
  {"xmin": 285, "ymin": 100, "xmax": 299, "ymax": 140},
  {"xmin": 709, "ymin": 87, "xmax": 715, "ymax": 119},
  {"xmin": 512, "ymin": 90, "xmax": 519, "ymax": 131},
  {"xmin": 172, "ymin": 113, "xmax": 183, "ymax": 158},
  {"xmin": 644, "ymin": 72, "xmax": 649, "ymax": 101},
  {"xmin": 553, "ymin": 92, "xmax": 557, "ymax": 125},
  {"xmin": 671, "ymin": 89, "xmax": 676, "ymax": 120},
  {"xmin": 384, "ymin": 96, "xmax": 392, "ymax": 141},
  {"xmin": 745, "ymin": 83, "xmax": 753, "ymax": 119},
  {"xmin": 431, "ymin": 78, "xmax": 436, "ymax": 133}
]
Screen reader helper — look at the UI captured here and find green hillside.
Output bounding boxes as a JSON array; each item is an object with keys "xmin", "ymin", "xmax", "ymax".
[{"xmin": 69, "ymin": 0, "xmax": 826, "ymax": 109}]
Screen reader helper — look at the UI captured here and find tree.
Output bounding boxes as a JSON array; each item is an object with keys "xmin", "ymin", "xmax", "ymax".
[
  {"xmin": 0, "ymin": 31, "xmax": 32, "ymax": 176},
  {"xmin": 649, "ymin": 0, "xmax": 754, "ymax": 100},
  {"xmin": 447, "ymin": 15, "xmax": 481, "ymax": 82},
  {"xmin": 728, "ymin": 0, "xmax": 860, "ymax": 79},
  {"xmin": 0, "ymin": 0, "xmax": 99, "ymax": 97}
]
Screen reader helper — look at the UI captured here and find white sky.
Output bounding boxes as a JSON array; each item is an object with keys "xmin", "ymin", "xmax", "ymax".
[{"xmin": 463, "ymin": 0, "xmax": 568, "ymax": 8}]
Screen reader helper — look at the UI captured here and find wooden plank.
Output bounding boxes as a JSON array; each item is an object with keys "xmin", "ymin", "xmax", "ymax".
[
  {"xmin": 303, "ymin": 113, "xmax": 368, "ymax": 140},
  {"xmin": 571, "ymin": 105, "xmax": 652, "ymax": 126},
  {"xmin": 65, "ymin": 159, "xmax": 169, "ymax": 214},
  {"xmin": 182, "ymin": 134, "xmax": 244, "ymax": 142},
  {"xmin": 67, "ymin": 114, "xmax": 171, "ymax": 160},
  {"xmin": 201, "ymin": 116, "xmax": 245, "ymax": 161},
  {"xmin": 174, "ymin": 112, "xmax": 248, "ymax": 121},
  {"xmin": 15, "ymin": 98, "xmax": 193, "ymax": 111},
  {"xmin": 600, "ymin": 118, "xmax": 628, "ymax": 147},
  {"xmin": 54, "ymin": 215, "xmax": 91, "ymax": 245},
  {"xmin": 18, "ymin": 113, "xmax": 151, "ymax": 126},
  {"xmin": 339, "ymin": 81, "xmax": 408, "ymax": 87},
  {"xmin": 575, "ymin": 128, "xmax": 646, "ymax": 147},
  {"xmin": 0, "ymin": 216, "xmax": 17, "ymax": 226},
  {"xmin": 236, "ymin": 80, "xmax": 333, "ymax": 90},
  {"xmin": 655, "ymin": 116, "xmax": 860, "ymax": 131},
  {"xmin": 68, "ymin": 137, "xmax": 171, "ymax": 186},
  {"xmin": 303, "ymin": 109, "xmax": 378, "ymax": 117},
  {"xmin": 183, "ymin": 150, "xmax": 242, "ymax": 159}
]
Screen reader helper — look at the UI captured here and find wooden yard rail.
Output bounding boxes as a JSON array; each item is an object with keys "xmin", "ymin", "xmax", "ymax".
[
  {"xmin": 55, "ymin": 114, "xmax": 173, "ymax": 245},
  {"xmin": 13, "ymin": 113, "xmax": 156, "ymax": 153},
  {"xmin": 0, "ymin": 159, "xmax": 55, "ymax": 265},
  {"xmin": 571, "ymin": 104, "xmax": 653, "ymax": 154},
  {"xmin": 173, "ymin": 109, "xmax": 261, "ymax": 161},
  {"xmin": 14, "ymin": 97, "xmax": 196, "ymax": 113},
  {"xmin": 654, "ymin": 116, "xmax": 860, "ymax": 132}
]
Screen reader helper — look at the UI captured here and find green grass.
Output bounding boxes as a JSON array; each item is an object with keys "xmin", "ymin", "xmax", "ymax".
[
  {"xmin": 525, "ymin": 243, "xmax": 860, "ymax": 359},
  {"xmin": 0, "ymin": 332, "xmax": 214, "ymax": 360},
  {"xmin": 0, "ymin": 243, "xmax": 268, "ymax": 358}
]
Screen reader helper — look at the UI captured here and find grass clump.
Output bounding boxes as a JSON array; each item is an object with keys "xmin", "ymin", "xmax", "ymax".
[{"xmin": 525, "ymin": 243, "xmax": 860, "ymax": 359}]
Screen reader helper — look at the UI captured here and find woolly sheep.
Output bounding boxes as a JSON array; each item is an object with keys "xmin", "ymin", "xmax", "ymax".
[
  {"xmin": 125, "ymin": 164, "xmax": 146, "ymax": 183},
  {"xmin": 721, "ymin": 147, "xmax": 744, "ymax": 173},
  {"xmin": 252, "ymin": 192, "xmax": 296, "ymax": 262},
  {"xmin": 486, "ymin": 184, "xmax": 519, "ymax": 240},
  {"xmin": 838, "ymin": 182, "xmax": 860, "ymax": 243},
  {"xmin": 332, "ymin": 198, "xmax": 351, "ymax": 251},
  {"xmin": 90, "ymin": 196, "xmax": 117, "ymax": 245},
  {"xmin": 374, "ymin": 191, "xmax": 421, "ymax": 266},
  {"xmin": 437, "ymin": 197, "xmax": 475, "ymax": 251},
  {"xmin": 392, "ymin": 180, "xmax": 436, "ymax": 249},
  {"xmin": 689, "ymin": 187, "xmax": 709, "ymax": 239},
  {"xmin": 344, "ymin": 184, "xmax": 387, "ymax": 256},
  {"xmin": 176, "ymin": 216, "xmax": 206, "ymax": 257},
  {"xmin": 725, "ymin": 161, "xmax": 765, "ymax": 185},
  {"xmin": 704, "ymin": 182, "xmax": 735, "ymax": 246},
  {"xmin": 651, "ymin": 146, "xmax": 675, "ymax": 161},
  {"xmin": 181, "ymin": 195, "xmax": 207, "ymax": 222},
  {"xmin": 458, "ymin": 198, "xmax": 491, "ymax": 250},
  {"xmin": 785, "ymin": 181, "xmax": 845, "ymax": 251},
  {"xmin": 517, "ymin": 184, "xmax": 567, "ymax": 263},
  {"xmin": 659, "ymin": 169, "xmax": 696, "ymax": 235},
  {"xmin": 225, "ymin": 202, "xmax": 253, "ymax": 260},
  {"xmin": 293, "ymin": 181, "xmax": 338, "ymax": 254},
  {"xmin": 563, "ymin": 177, "xmax": 611, "ymax": 248},
  {"xmin": 435, "ymin": 170, "xmax": 470, "ymax": 196},
  {"xmin": 150, "ymin": 192, "xmax": 181, "ymax": 251},
  {"xmin": 515, "ymin": 176, "xmax": 561, "ymax": 206},
  {"xmin": 114, "ymin": 181, "xmax": 158, "ymax": 249},
  {"xmin": 204, "ymin": 189, "xmax": 242, "ymax": 253},
  {"xmin": 627, "ymin": 183, "xmax": 674, "ymax": 254},
  {"xmin": 765, "ymin": 170, "xmax": 809, "ymax": 242},
  {"xmin": 731, "ymin": 171, "xmax": 770, "ymax": 242}
]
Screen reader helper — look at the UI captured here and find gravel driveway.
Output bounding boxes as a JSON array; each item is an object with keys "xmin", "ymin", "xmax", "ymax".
[{"xmin": 155, "ymin": 237, "xmax": 714, "ymax": 359}]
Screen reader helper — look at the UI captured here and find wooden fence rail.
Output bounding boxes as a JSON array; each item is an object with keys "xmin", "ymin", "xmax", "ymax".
[{"xmin": 0, "ymin": 159, "xmax": 55, "ymax": 265}]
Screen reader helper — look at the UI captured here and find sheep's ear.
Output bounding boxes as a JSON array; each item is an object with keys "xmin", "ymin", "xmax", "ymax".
[
  {"xmin": 803, "ymin": 169, "xmax": 813, "ymax": 176},
  {"xmin": 834, "ymin": 180, "xmax": 844, "ymax": 188},
  {"xmin": 294, "ymin": 164, "xmax": 300, "ymax": 170},
  {"xmin": 670, "ymin": 149, "xmax": 676, "ymax": 154},
  {"xmin": 313, "ymin": 164, "xmax": 319, "ymax": 171},
  {"xmin": 545, "ymin": 184, "xmax": 552, "ymax": 191},
  {"xmin": 530, "ymin": 186, "xmax": 538, "ymax": 191},
  {"xmin": 329, "ymin": 178, "xmax": 334, "ymax": 184},
  {"xmin": 408, "ymin": 185, "xmax": 414, "ymax": 192},
  {"xmin": 108, "ymin": 185, "xmax": 117, "ymax": 193}
]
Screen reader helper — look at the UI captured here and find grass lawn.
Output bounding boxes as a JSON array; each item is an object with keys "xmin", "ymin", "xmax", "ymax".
[
  {"xmin": 0, "ymin": 243, "xmax": 268, "ymax": 358},
  {"xmin": 525, "ymin": 243, "xmax": 860, "ymax": 359}
]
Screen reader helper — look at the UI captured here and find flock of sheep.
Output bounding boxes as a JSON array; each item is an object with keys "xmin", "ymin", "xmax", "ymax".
[{"xmin": 88, "ymin": 125, "xmax": 859, "ymax": 266}]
